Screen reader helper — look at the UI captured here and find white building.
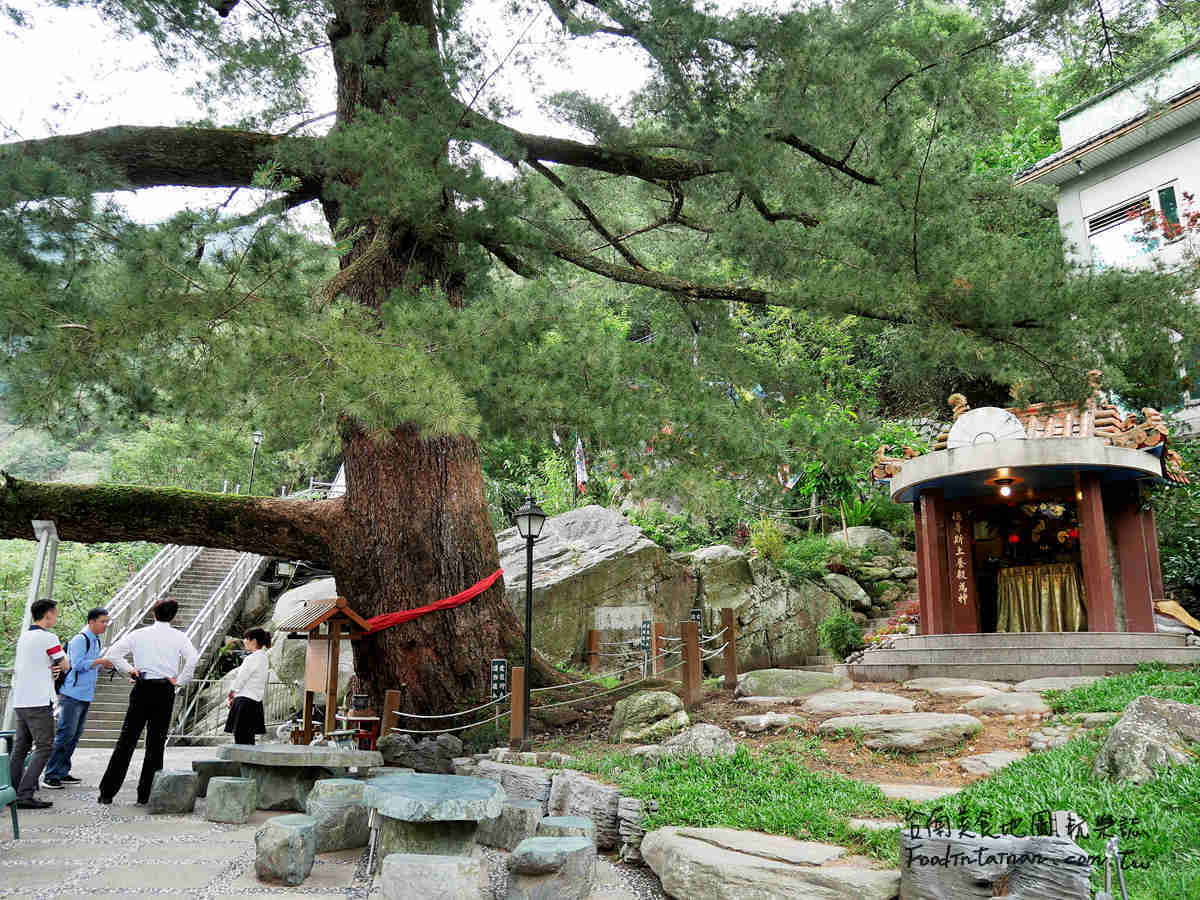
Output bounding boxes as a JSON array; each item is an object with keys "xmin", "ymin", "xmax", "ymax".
[{"xmin": 1016, "ymin": 41, "xmax": 1200, "ymax": 431}]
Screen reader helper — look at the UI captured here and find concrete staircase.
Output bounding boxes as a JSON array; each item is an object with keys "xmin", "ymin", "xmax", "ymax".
[
  {"xmin": 841, "ymin": 631, "xmax": 1200, "ymax": 683},
  {"xmin": 76, "ymin": 548, "xmax": 246, "ymax": 749}
]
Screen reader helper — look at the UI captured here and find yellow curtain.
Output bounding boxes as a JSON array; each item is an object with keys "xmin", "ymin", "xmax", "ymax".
[{"xmin": 996, "ymin": 563, "xmax": 1088, "ymax": 632}]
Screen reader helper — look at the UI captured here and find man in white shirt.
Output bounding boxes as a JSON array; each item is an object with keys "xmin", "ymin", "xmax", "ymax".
[
  {"xmin": 98, "ymin": 598, "xmax": 199, "ymax": 805},
  {"xmin": 10, "ymin": 599, "xmax": 69, "ymax": 809}
]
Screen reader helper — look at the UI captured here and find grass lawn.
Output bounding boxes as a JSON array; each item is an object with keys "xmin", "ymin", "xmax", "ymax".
[
  {"xmin": 913, "ymin": 735, "xmax": 1200, "ymax": 899},
  {"xmin": 1044, "ymin": 662, "xmax": 1200, "ymax": 713},
  {"xmin": 554, "ymin": 740, "xmax": 908, "ymax": 860}
]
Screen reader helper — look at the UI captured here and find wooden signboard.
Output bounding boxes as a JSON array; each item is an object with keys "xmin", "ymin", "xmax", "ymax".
[
  {"xmin": 304, "ymin": 639, "xmax": 330, "ymax": 692},
  {"xmin": 947, "ymin": 507, "xmax": 979, "ymax": 633}
]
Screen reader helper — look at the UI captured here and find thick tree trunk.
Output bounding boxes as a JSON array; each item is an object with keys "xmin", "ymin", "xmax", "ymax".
[{"xmin": 331, "ymin": 421, "xmax": 528, "ymax": 714}]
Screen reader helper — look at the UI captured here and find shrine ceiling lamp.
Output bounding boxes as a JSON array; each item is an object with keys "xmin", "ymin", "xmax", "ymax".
[{"xmin": 984, "ymin": 468, "xmax": 1025, "ymax": 498}]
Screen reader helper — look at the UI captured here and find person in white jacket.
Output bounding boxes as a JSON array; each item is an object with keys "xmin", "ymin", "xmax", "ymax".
[{"xmin": 224, "ymin": 628, "xmax": 271, "ymax": 745}]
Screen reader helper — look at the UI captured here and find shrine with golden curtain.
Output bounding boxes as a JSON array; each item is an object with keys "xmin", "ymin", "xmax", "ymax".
[{"xmin": 871, "ymin": 377, "xmax": 1189, "ymax": 637}]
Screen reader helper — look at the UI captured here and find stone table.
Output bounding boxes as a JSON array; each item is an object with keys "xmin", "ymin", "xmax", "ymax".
[
  {"xmin": 363, "ymin": 772, "xmax": 506, "ymax": 871},
  {"xmin": 216, "ymin": 743, "xmax": 383, "ymax": 811}
]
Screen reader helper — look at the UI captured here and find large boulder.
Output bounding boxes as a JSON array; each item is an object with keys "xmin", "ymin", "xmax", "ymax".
[
  {"xmin": 547, "ymin": 771, "xmax": 622, "ymax": 850},
  {"xmin": 682, "ymin": 548, "xmax": 844, "ymax": 674},
  {"xmin": 609, "ymin": 691, "xmax": 689, "ymax": 743},
  {"xmin": 828, "ymin": 527, "xmax": 898, "ymax": 553},
  {"xmin": 376, "ymin": 733, "xmax": 464, "ymax": 774},
  {"xmin": 735, "ymin": 668, "xmax": 851, "ymax": 699},
  {"xmin": 822, "ymin": 574, "xmax": 873, "ymax": 612},
  {"xmin": 631, "ymin": 723, "xmax": 737, "ymax": 765},
  {"xmin": 817, "ymin": 713, "xmax": 983, "ymax": 751},
  {"xmin": 496, "ymin": 505, "xmax": 694, "ymax": 664},
  {"xmin": 1093, "ymin": 695, "xmax": 1200, "ymax": 784},
  {"xmin": 642, "ymin": 826, "xmax": 900, "ymax": 900}
]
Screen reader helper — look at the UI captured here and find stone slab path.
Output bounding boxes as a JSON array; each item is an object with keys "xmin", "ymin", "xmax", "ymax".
[{"xmin": 0, "ymin": 747, "xmax": 658, "ymax": 900}]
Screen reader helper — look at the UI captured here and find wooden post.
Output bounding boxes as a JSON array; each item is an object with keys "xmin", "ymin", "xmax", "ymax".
[
  {"xmin": 1078, "ymin": 473, "xmax": 1117, "ymax": 632},
  {"xmin": 301, "ymin": 690, "xmax": 314, "ymax": 745},
  {"xmin": 651, "ymin": 623, "xmax": 665, "ymax": 676},
  {"xmin": 587, "ymin": 629, "xmax": 601, "ymax": 673},
  {"xmin": 381, "ymin": 689, "xmax": 403, "ymax": 736},
  {"xmin": 1111, "ymin": 485, "xmax": 1155, "ymax": 632},
  {"xmin": 946, "ymin": 504, "xmax": 979, "ymax": 634},
  {"xmin": 325, "ymin": 622, "xmax": 341, "ymax": 737},
  {"xmin": 680, "ymin": 620, "xmax": 701, "ymax": 708},
  {"xmin": 721, "ymin": 607, "xmax": 738, "ymax": 692},
  {"xmin": 508, "ymin": 666, "xmax": 526, "ymax": 751}
]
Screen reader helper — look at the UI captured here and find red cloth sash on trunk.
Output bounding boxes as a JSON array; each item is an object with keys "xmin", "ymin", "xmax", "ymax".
[{"xmin": 364, "ymin": 568, "xmax": 504, "ymax": 633}]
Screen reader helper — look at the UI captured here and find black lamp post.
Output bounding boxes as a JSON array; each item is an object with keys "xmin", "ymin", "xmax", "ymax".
[
  {"xmin": 248, "ymin": 430, "xmax": 264, "ymax": 495},
  {"xmin": 513, "ymin": 494, "xmax": 547, "ymax": 749}
]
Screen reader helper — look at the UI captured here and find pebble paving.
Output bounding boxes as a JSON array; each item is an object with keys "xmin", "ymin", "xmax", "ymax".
[{"xmin": 2, "ymin": 746, "xmax": 661, "ymax": 899}]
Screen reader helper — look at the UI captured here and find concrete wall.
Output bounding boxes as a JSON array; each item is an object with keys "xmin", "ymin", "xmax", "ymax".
[
  {"xmin": 1053, "ymin": 119, "xmax": 1200, "ymax": 268},
  {"xmin": 1060, "ymin": 50, "xmax": 1200, "ymax": 146}
]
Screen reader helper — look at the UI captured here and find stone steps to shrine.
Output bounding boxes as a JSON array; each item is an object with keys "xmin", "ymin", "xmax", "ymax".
[{"xmin": 840, "ymin": 632, "xmax": 1198, "ymax": 683}]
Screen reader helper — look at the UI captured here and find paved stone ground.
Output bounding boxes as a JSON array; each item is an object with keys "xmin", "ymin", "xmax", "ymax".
[{"xmin": 1, "ymin": 747, "xmax": 659, "ymax": 899}]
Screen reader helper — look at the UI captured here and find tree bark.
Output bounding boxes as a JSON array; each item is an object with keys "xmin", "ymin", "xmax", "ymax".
[
  {"xmin": 330, "ymin": 421, "xmax": 530, "ymax": 715},
  {"xmin": 0, "ymin": 475, "xmax": 336, "ymax": 560}
]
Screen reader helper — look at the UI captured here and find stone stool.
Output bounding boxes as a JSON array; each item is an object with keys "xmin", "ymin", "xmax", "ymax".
[
  {"xmin": 536, "ymin": 815, "xmax": 596, "ymax": 844},
  {"xmin": 192, "ymin": 759, "xmax": 243, "ymax": 798},
  {"xmin": 506, "ymin": 836, "xmax": 595, "ymax": 900},
  {"xmin": 380, "ymin": 852, "xmax": 489, "ymax": 900},
  {"xmin": 206, "ymin": 777, "xmax": 257, "ymax": 824},
  {"xmin": 148, "ymin": 770, "xmax": 198, "ymax": 815},
  {"xmin": 477, "ymin": 798, "xmax": 542, "ymax": 851},
  {"xmin": 255, "ymin": 814, "xmax": 316, "ymax": 886},
  {"xmin": 305, "ymin": 778, "xmax": 370, "ymax": 852}
]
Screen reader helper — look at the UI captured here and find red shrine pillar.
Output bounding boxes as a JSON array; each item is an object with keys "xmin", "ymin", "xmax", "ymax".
[
  {"xmin": 1078, "ymin": 473, "xmax": 1118, "ymax": 632},
  {"xmin": 1109, "ymin": 483, "xmax": 1158, "ymax": 632},
  {"xmin": 916, "ymin": 489, "xmax": 951, "ymax": 634}
]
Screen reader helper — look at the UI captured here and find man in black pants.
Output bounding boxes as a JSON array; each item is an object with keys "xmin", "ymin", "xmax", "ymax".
[{"xmin": 98, "ymin": 599, "xmax": 199, "ymax": 805}]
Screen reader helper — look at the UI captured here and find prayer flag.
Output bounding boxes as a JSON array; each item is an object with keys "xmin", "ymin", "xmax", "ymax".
[{"xmin": 575, "ymin": 437, "xmax": 588, "ymax": 493}]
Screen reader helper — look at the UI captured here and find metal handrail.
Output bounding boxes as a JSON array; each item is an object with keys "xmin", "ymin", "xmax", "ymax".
[
  {"xmin": 104, "ymin": 544, "xmax": 204, "ymax": 645},
  {"xmin": 186, "ymin": 552, "xmax": 266, "ymax": 652}
]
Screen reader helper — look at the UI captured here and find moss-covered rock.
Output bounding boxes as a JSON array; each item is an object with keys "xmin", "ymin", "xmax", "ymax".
[{"xmin": 609, "ymin": 691, "xmax": 689, "ymax": 743}]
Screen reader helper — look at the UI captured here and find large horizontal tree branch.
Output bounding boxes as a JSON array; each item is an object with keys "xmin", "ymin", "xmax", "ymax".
[
  {"xmin": 2, "ymin": 126, "xmax": 320, "ymax": 198},
  {"xmin": 0, "ymin": 475, "xmax": 339, "ymax": 564}
]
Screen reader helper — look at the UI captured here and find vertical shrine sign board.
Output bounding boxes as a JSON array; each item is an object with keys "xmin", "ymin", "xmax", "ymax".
[
  {"xmin": 305, "ymin": 639, "xmax": 330, "ymax": 692},
  {"xmin": 947, "ymin": 506, "xmax": 979, "ymax": 633}
]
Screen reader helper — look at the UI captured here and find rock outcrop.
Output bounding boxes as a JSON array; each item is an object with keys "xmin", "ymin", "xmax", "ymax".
[
  {"xmin": 609, "ymin": 691, "xmax": 688, "ymax": 743},
  {"xmin": 1093, "ymin": 695, "xmax": 1200, "ymax": 783}
]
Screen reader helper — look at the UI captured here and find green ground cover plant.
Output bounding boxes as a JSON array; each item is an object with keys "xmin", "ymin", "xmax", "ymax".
[
  {"xmin": 1044, "ymin": 663, "xmax": 1200, "ymax": 713},
  {"xmin": 552, "ymin": 742, "xmax": 906, "ymax": 860},
  {"xmin": 914, "ymin": 735, "xmax": 1200, "ymax": 899}
]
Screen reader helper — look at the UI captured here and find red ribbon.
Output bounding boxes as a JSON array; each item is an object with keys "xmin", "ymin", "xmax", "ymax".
[{"xmin": 364, "ymin": 568, "xmax": 504, "ymax": 633}]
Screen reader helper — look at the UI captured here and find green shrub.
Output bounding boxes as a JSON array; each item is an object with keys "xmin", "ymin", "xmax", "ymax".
[
  {"xmin": 778, "ymin": 535, "xmax": 837, "ymax": 581},
  {"xmin": 627, "ymin": 502, "xmax": 719, "ymax": 553},
  {"xmin": 818, "ymin": 609, "xmax": 864, "ymax": 660},
  {"xmin": 749, "ymin": 518, "xmax": 786, "ymax": 562}
]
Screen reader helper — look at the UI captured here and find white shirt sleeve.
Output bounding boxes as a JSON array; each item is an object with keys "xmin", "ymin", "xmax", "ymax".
[
  {"xmin": 229, "ymin": 655, "xmax": 250, "ymax": 696},
  {"xmin": 176, "ymin": 632, "xmax": 200, "ymax": 686},
  {"xmin": 106, "ymin": 631, "xmax": 135, "ymax": 676}
]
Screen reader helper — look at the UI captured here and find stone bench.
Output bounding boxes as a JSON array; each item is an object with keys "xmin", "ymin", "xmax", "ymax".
[
  {"xmin": 206, "ymin": 777, "xmax": 257, "ymax": 824},
  {"xmin": 477, "ymin": 798, "xmax": 542, "ymax": 851},
  {"xmin": 148, "ymin": 770, "xmax": 198, "ymax": 815},
  {"xmin": 256, "ymin": 814, "xmax": 316, "ymax": 886},
  {"xmin": 363, "ymin": 773, "xmax": 506, "ymax": 873},
  {"xmin": 506, "ymin": 836, "xmax": 595, "ymax": 900},
  {"xmin": 217, "ymin": 743, "xmax": 383, "ymax": 811},
  {"xmin": 306, "ymin": 778, "xmax": 370, "ymax": 852},
  {"xmin": 380, "ymin": 852, "xmax": 489, "ymax": 900},
  {"xmin": 192, "ymin": 759, "xmax": 243, "ymax": 798}
]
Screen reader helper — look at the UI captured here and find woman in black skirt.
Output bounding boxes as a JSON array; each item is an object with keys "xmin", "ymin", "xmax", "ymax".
[{"xmin": 225, "ymin": 628, "xmax": 271, "ymax": 745}]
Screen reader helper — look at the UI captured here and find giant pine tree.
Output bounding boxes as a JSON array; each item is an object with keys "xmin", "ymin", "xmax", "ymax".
[{"xmin": 2, "ymin": 0, "xmax": 1196, "ymax": 712}]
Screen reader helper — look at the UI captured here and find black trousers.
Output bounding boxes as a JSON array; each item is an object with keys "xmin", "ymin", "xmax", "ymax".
[{"xmin": 99, "ymin": 679, "xmax": 175, "ymax": 802}]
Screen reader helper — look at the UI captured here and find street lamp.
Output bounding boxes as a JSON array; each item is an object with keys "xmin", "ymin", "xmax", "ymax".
[
  {"xmin": 514, "ymin": 494, "xmax": 547, "ymax": 749},
  {"xmin": 248, "ymin": 430, "xmax": 264, "ymax": 495}
]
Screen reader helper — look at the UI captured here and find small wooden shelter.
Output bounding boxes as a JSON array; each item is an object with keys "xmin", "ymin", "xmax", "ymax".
[{"xmin": 275, "ymin": 595, "xmax": 370, "ymax": 743}]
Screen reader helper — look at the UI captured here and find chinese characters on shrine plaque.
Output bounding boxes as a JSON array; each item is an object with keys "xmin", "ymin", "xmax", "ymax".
[{"xmin": 951, "ymin": 511, "xmax": 970, "ymax": 606}]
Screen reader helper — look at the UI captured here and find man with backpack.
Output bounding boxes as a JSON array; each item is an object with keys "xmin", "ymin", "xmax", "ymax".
[{"xmin": 42, "ymin": 607, "xmax": 112, "ymax": 789}]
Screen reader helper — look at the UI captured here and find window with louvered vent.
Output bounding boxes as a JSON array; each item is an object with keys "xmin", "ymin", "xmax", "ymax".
[{"xmin": 1087, "ymin": 195, "xmax": 1154, "ymax": 268}]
